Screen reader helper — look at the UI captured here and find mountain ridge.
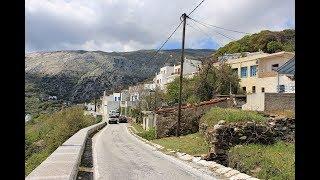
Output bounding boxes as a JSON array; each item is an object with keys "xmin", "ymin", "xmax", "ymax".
[{"xmin": 25, "ymin": 49, "xmax": 215, "ymax": 110}]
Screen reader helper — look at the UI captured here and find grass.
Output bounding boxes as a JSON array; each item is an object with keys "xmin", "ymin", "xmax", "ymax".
[
  {"xmin": 268, "ymin": 109, "xmax": 295, "ymax": 118},
  {"xmin": 131, "ymin": 123, "xmax": 156, "ymax": 140},
  {"xmin": 132, "ymin": 123, "xmax": 144, "ymax": 133},
  {"xmin": 200, "ymin": 107, "xmax": 267, "ymax": 128},
  {"xmin": 228, "ymin": 141, "xmax": 295, "ymax": 180},
  {"xmin": 25, "ymin": 106, "xmax": 97, "ymax": 176},
  {"xmin": 152, "ymin": 133, "xmax": 210, "ymax": 156}
]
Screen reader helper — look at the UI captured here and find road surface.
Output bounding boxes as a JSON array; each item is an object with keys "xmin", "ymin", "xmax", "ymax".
[{"xmin": 92, "ymin": 123, "xmax": 220, "ymax": 180}]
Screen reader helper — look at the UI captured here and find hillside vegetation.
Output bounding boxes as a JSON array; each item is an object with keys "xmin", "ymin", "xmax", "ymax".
[
  {"xmin": 25, "ymin": 106, "xmax": 99, "ymax": 176},
  {"xmin": 213, "ymin": 29, "xmax": 295, "ymax": 60}
]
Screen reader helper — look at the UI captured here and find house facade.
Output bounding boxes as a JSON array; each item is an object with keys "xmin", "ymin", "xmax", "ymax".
[
  {"xmin": 213, "ymin": 51, "xmax": 295, "ymax": 94},
  {"xmin": 101, "ymin": 91, "xmax": 121, "ymax": 121}
]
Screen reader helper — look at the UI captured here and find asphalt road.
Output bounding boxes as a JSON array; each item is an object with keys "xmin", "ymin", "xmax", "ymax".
[{"xmin": 92, "ymin": 123, "xmax": 220, "ymax": 180}]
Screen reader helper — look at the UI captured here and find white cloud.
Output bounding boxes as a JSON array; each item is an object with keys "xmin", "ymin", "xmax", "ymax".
[{"xmin": 26, "ymin": 0, "xmax": 295, "ymax": 52}]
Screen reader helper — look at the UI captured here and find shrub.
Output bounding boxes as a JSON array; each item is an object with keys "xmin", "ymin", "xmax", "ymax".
[
  {"xmin": 25, "ymin": 106, "xmax": 97, "ymax": 176},
  {"xmin": 200, "ymin": 107, "xmax": 267, "ymax": 127},
  {"xmin": 137, "ymin": 127, "xmax": 156, "ymax": 140}
]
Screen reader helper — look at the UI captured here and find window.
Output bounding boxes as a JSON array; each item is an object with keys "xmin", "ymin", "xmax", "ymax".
[
  {"xmin": 232, "ymin": 68, "xmax": 238, "ymax": 76},
  {"xmin": 118, "ymin": 97, "xmax": 121, "ymax": 101},
  {"xmin": 252, "ymin": 86, "xmax": 256, "ymax": 93},
  {"xmin": 114, "ymin": 97, "xmax": 117, "ymax": 101},
  {"xmin": 272, "ymin": 64, "xmax": 279, "ymax": 71},
  {"xmin": 261, "ymin": 87, "xmax": 265, "ymax": 92},
  {"xmin": 250, "ymin": 65, "xmax": 257, "ymax": 77},
  {"xmin": 241, "ymin": 67, "xmax": 247, "ymax": 78},
  {"xmin": 278, "ymin": 85, "xmax": 285, "ymax": 93},
  {"xmin": 242, "ymin": 87, "xmax": 246, "ymax": 92}
]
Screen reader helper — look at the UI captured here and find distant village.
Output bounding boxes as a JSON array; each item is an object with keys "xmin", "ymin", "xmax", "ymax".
[{"xmin": 85, "ymin": 51, "xmax": 295, "ymax": 129}]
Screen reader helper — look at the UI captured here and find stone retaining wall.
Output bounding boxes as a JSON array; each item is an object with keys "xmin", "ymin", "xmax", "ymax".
[
  {"xmin": 26, "ymin": 121, "xmax": 107, "ymax": 180},
  {"xmin": 200, "ymin": 118, "xmax": 295, "ymax": 166},
  {"xmin": 155, "ymin": 98, "xmax": 229, "ymax": 138}
]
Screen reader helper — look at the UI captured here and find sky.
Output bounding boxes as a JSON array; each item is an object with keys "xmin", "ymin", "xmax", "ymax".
[{"xmin": 25, "ymin": 0, "xmax": 295, "ymax": 53}]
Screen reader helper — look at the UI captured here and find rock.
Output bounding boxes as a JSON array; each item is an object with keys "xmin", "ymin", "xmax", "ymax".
[
  {"xmin": 224, "ymin": 169, "xmax": 240, "ymax": 178},
  {"xmin": 215, "ymin": 167, "xmax": 232, "ymax": 174},
  {"xmin": 179, "ymin": 154, "xmax": 193, "ymax": 161},
  {"xmin": 176, "ymin": 152, "xmax": 186, "ymax": 157},
  {"xmin": 239, "ymin": 136, "xmax": 247, "ymax": 140},
  {"xmin": 213, "ymin": 124, "xmax": 224, "ymax": 130},
  {"xmin": 218, "ymin": 120, "xmax": 226, "ymax": 125},
  {"xmin": 230, "ymin": 173, "xmax": 251, "ymax": 180},
  {"xmin": 192, "ymin": 157, "xmax": 201, "ymax": 163},
  {"xmin": 197, "ymin": 160, "xmax": 212, "ymax": 166}
]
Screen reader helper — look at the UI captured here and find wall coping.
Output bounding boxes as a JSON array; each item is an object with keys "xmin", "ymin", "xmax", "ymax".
[
  {"xmin": 26, "ymin": 121, "xmax": 107, "ymax": 180},
  {"xmin": 156, "ymin": 98, "xmax": 227, "ymax": 114}
]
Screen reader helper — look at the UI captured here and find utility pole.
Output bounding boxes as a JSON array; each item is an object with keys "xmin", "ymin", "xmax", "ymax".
[
  {"xmin": 94, "ymin": 92, "xmax": 97, "ymax": 112},
  {"xmin": 176, "ymin": 13, "xmax": 187, "ymax": 137}
]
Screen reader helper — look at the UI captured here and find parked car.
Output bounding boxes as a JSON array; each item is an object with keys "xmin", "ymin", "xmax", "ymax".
[
  {"xmin": 118, "ymin": 116, "xmax": 127, "ymax": 123},
  {"xmin": 108, "ymin": 115, "xmax": 119, "ymax": 124}
]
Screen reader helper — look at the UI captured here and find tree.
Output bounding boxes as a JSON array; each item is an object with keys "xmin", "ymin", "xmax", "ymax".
[
  {"xmin": 266, "ymin": 41, "xmax": 284, "ymax": 53},
  {"xmin": 194, "ymin": 61, "xmax": 218, "ymax": 101},
  {"xmin": 215, "ymin": 63, "xmax": 241, "ymax": 95},
  {"xmin": 165, "ymin": 77, "xmax": 196, "ymax": 106}
]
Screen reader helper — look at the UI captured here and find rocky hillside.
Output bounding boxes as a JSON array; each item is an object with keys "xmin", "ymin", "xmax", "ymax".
[{"xmin": 25, "ymin": 49, "xmax": 214, "ymax": 106}]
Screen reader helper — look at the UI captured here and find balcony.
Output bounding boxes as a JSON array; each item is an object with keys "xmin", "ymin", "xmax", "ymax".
[{"xmin": 258, "ymin": 71, "xmax": 277, "ymax": 78}]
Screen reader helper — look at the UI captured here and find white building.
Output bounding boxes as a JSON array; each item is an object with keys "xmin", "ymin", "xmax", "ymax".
[
  {"xmin": 153, "ymin": 58, "xmax": 202, "ymax": 90},
  {"xmin": 101, "ymin": 91, "xmax": 121, "ymax": 121}
]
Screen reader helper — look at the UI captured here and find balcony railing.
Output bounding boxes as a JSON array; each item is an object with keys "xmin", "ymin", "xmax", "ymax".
[{"xmin": 258, "ymin": 71, "xmax": 277, "ymax": 78}]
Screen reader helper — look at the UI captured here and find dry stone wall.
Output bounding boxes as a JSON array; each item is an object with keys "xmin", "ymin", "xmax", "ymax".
[
  {"xmin": 200, "ymin": 118, "xmax": 295, "ymax": 166},
  {"xmin": 155, "ymin": 99, "xmax": 229, "ymax": 138}
]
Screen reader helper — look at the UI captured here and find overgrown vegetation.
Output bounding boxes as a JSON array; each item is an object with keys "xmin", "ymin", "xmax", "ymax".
[
  {"xmin": 165, "ymin": 63, "xmax": 241, "ymax": 106},
  {"xmin": 152, "ymin": 133, "xmax": 210, "ymax": 156},
  {"xmin": 200, "ymin": 107, "xmax": 267, "ymax": 128},
  {"xmin": 132, "ymin": 123, "xmax": 156, "ymax": 140},
  {"xmin": 228, "ymin": 141, "xmax": 295, "ymax": 180},
  {"xmin": 213, "ymin": 29, "xmax": 295, "ymax": 60},
  {"xmin": 25, "ymin": 106, "xmax": 99, "ymax": 176}
]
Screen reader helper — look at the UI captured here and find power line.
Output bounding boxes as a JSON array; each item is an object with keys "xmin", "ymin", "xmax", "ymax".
[
  {"xmin": 149, "ymin": 19, "xmax": 183, "ymax": 60},
  {"xmin": 149, "ymin": 0, "xmax": 206, "ymax": 61},
  {"xmin": 188, "ymin": 17, "xmax": 250, "ymax": 35},
  {"xmin": 188, "ymin": 17, "xmax": 237, "ymax": 41},
  {"xmin": 188, "ymin": 0, "xmax": 206, "ymax": 16},
  {"xmin": 187, "ymin": 21, "xmax": 223, "ymax": 47}
]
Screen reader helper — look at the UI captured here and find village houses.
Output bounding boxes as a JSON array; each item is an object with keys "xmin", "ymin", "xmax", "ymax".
[{"xmin": 213, "ymin": 51, "xmax": 295, "ymax": 111}]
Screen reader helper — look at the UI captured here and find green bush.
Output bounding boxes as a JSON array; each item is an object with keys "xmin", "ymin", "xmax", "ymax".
[
  {"xmin": 25, "ymin": 106, "xmax": 97, "ymax": 176},
  {"xmin": 200, "ymin": 107, "xmax": 267, "ymax": 128},
  {"xmin": 138, "ymin": 127, "xmax": 156, "ymax": 140},
  {"xmin": 228, "ymin": 141, "xmax": 295, "ymax": 179},
  {"xmin": 96, "ymin": 115, "xmax": 102, "ymax": 123},
  {"xmin": 133, "ymin": 124, "xmax": 156, "ymax": 141}
]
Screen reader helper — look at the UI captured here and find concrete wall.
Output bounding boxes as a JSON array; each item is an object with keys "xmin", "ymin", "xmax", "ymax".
[
  {"xmin": 142, "ymin": 111, "xmax": 156, "ymax": 130},
  {"xmin": 242, "ymin": 93, "xmax": 265, "ymax": 111},
  {"xmin": 264, "ymin": 93, "xmax": 295, "ymax": 112},
  {"xmin": 26, "ymin": 122, "xmax": 107, "ymax": 180}
]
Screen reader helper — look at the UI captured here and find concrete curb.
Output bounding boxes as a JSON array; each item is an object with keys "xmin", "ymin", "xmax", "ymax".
[
  {"xmin": 127, "ymin": 125, "xmax": 260, "ymax": 180},
  {"xmin": 26, "ymin": 121, "xmax": 107, "ymax": 180}
]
